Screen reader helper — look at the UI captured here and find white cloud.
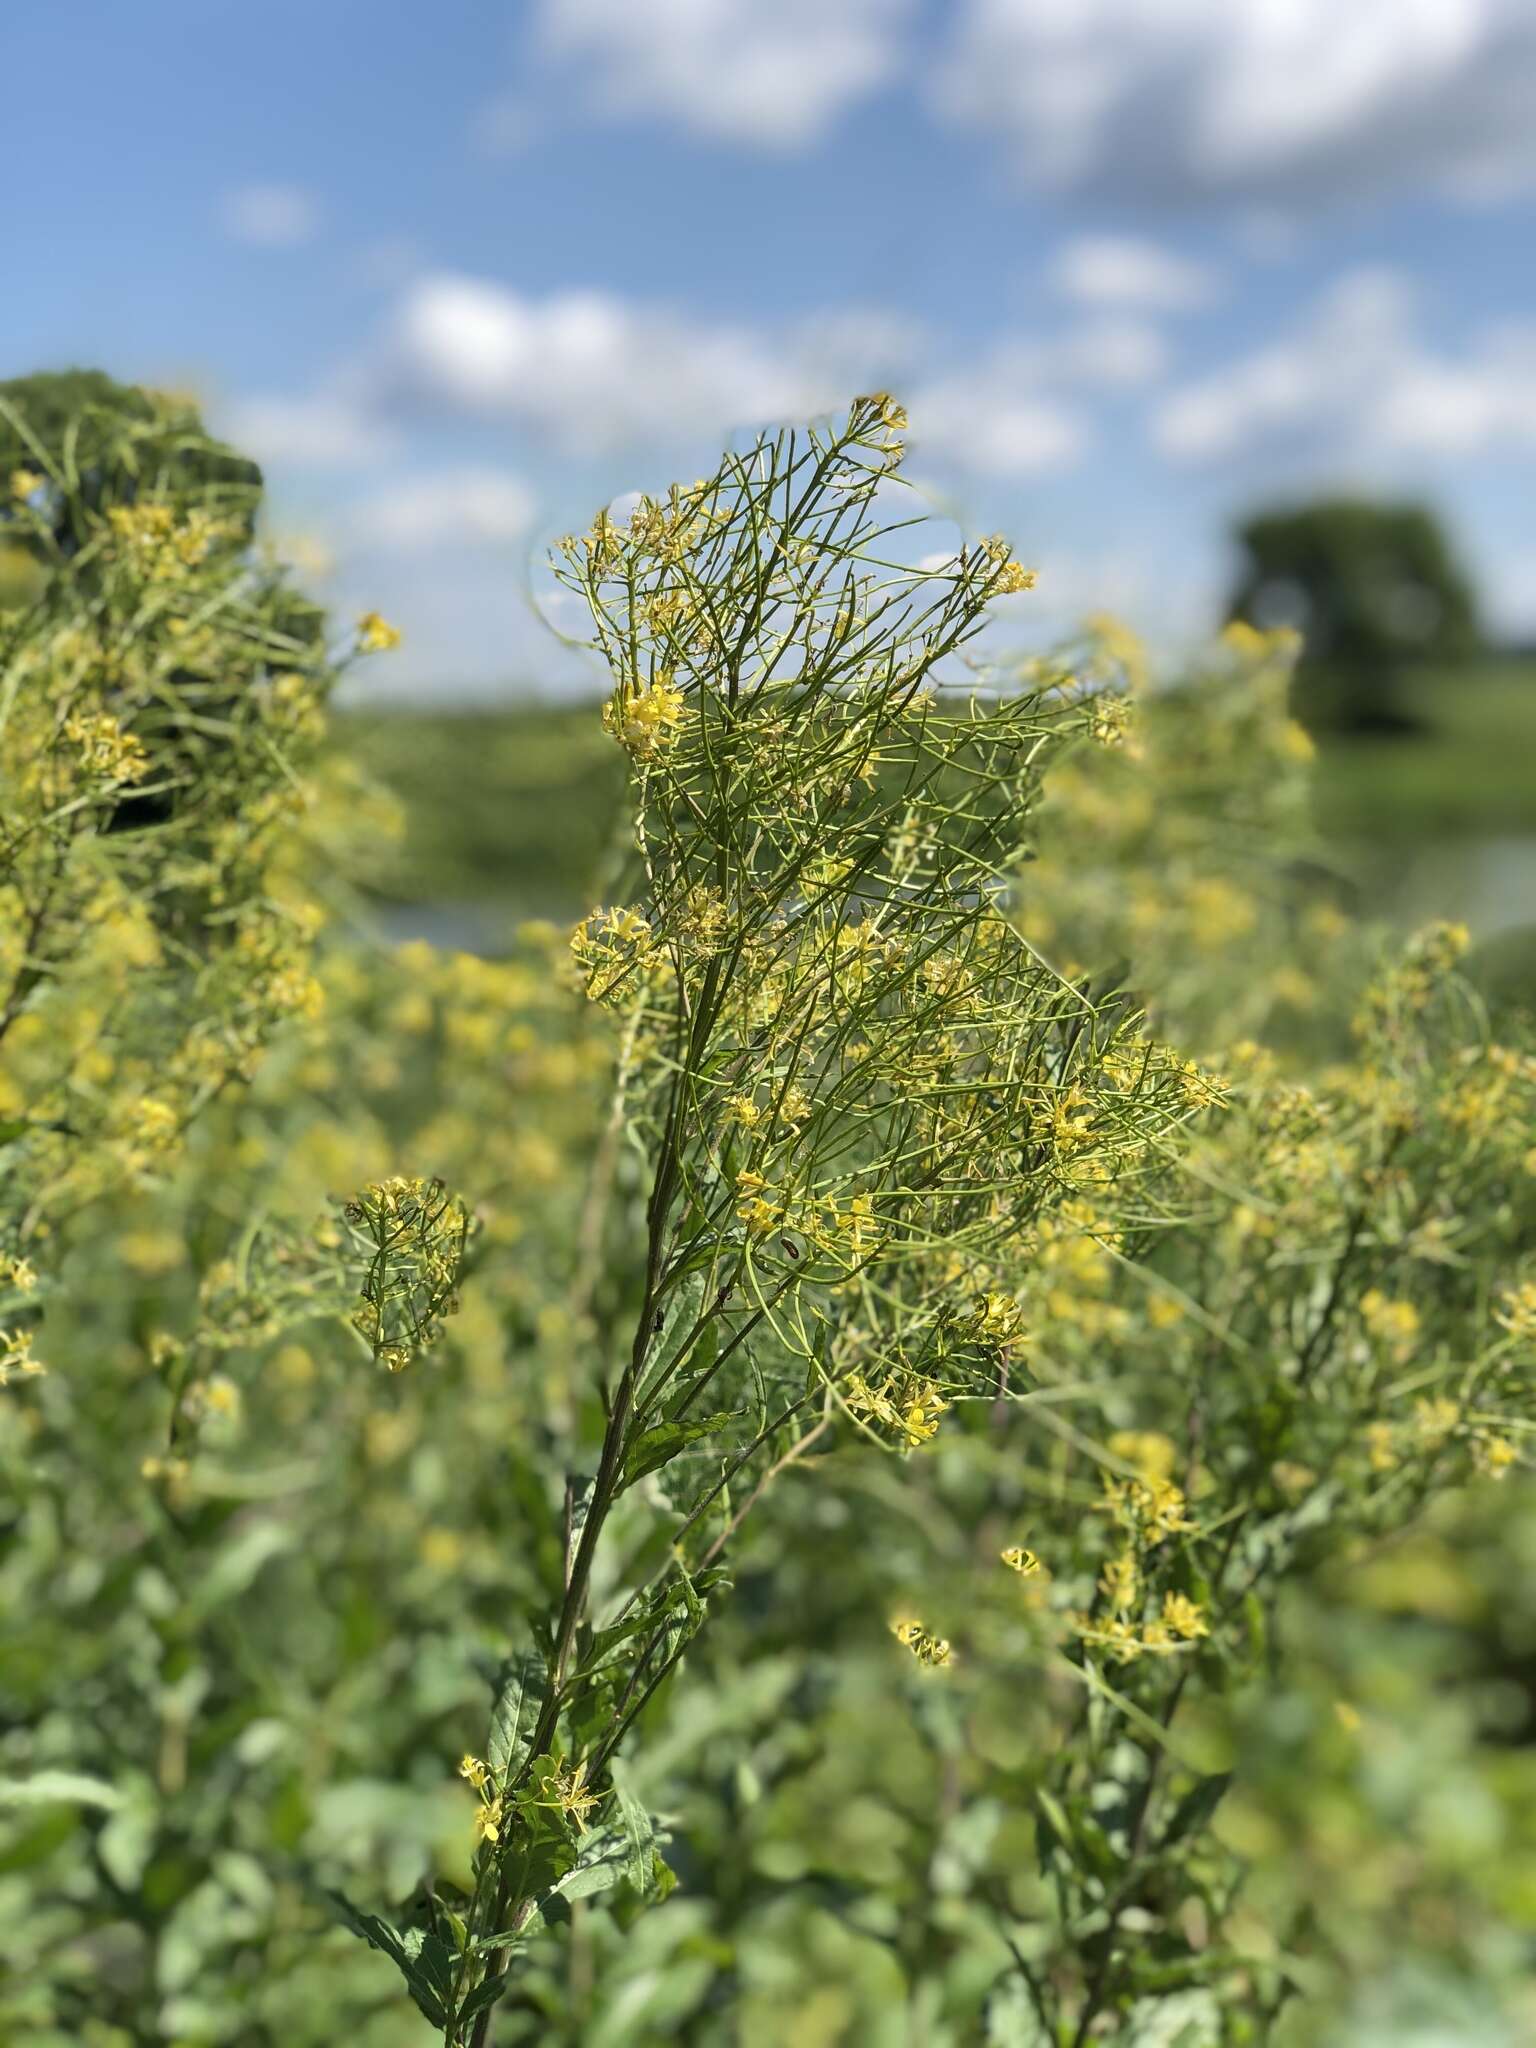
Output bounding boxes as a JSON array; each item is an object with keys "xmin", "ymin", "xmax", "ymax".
[
  {"xmin": 1052, "ymin": 236, "xmax": 1217, "ymax": 312},
  {"xmin": 533, "ymin": 0, "xmax": 912, "ymax": 148},
  {"xmin": 220, "ymin": 184, "xmax": 321, "ymax": 248},
  {"xmin": 938, "ymin": 1, "xmax": 1536, "ymax": 205},
  {"xmin": 1154, "ymin": 269, "xmax": 1536, "ymax": 466},
  {"xmin": 1059, "ymin": 318, "xmax": 1168, "ymax": 389},
  {"xmin": 382, "ymin": 274, "xmax": 1100, "ymax": 478},
  {"xmin": 908, "ymin": 349, "xmax": 1087, "ymax": 477},
  {"xmin": 380, "ymin": 274, "xmax": 907, "ymax": 451},
  {"xmin": 349, "ymin": 467, "xmax": 536, "ymax": 551},
  {"xmin": 218, "ymin": 391, "xmax": 389, "ymax": 469}
]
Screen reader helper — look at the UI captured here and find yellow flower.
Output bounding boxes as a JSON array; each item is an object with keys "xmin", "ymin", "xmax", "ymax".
[
  {"xmin": 1412, "ymin": 1396, "xmax": 1459, "ymax": 1448},
  {"xmin": 1100, "ymin": 1473, "xmax": 1195, "ymax": 1544},
  {"xmin": 847, "ymin": 1369, "xmax": 948, "ymax": 1449},
  {"xmin": 726, "ymin": 1093, "xmax": 763, "ymax": 1129},
  {"xmin": 473, "ymin": 1797, "xmax": 504, "ymax": 1845},
  {"xmin": 991, "ymin": 559, "xmax": 1036, "ymax": 596},
  {"xmin": 891, "ymin": 1616, "xmax": 952, "ymax": 1668},
  {"xmin": 63, "ymin": 710, "xmax": 150, "ymax": 785},
  {"xmin": 971, "ymin": 1291, "xmax": 1023, "ymax": 1345},
  {"xmin": 1000, "ymin": 1545, "xmax": 1042, "ymax": 1577},
  {"xmin": 2, "ymin": 1256, "xmax": 37, "ymax": 1294},
  {"xmin": 459, "ymin": 1754, "xmax": 490, "ymax": 1793},
  {"xmin": 603, "ymin": 674, "xmax": 690, "ymax": 757},
  {"xmin": 1073, "ymin": 1612, "xmax": 1144, "ymax": 1664},
  {"xmin": 735, "ymin": 1170, "xmax": 782, "ymax": 1236},
  {"xmin": 1360, "ymin": 1290, "xmax": 1420, "ymax": 1358},
  {"xmin": 1364, "ymin": 1421, "xmax": 1398, "ymax": 1473},
  {"xmin": 1475, "ymin": 1433, "xmax": 1517, "ymax": 1480},
  {"xmin": 1494, "ymin": 1281, "xmax": 1536, "ymax": 1344},
  {"xmin": 547, "ymin": 1759, "xmax": 600, "ymax": 1834},
  {"xmin": 1108, "ymin": 1430, "xmax": 1177, "ymax": 1483},
  {"xmin": 9, "ymin": 467, "xmax": 42, "ymax": 499},
  {"xmin": 1161, "ymin": 1591, "xmax": 1208, "ymax": 1641},
  {"xmin": 1100, "ymin": 1550, "xmax": 1139, "ymax": 1614},
  {"xmin": 357, "ymin": 611, "xmax": 402, "ymax": 653}
]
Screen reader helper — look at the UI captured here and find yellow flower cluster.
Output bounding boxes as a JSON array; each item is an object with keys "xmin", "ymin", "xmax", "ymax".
[
  {"xmin": 1099, "ymin": 1470, "xmax": 1196, "ymax": 1545},
  {"xmin": 970, "ymin": 1291, "xmax": 1024, "ymax": 1346},
  {"xmin": 62, "ymin": 710, "xmax": 149, "ymax": 785},
  {"xmin": 1, "ymin": 1255, "xmax": 37, "ymax": 1294},
  {"xmin": 0, "ymin": 1325, "xmax": 46, "ymax": 1387},
  {"xmin": 106, "ymin": 501, "xmax": 234, "ymax": 578},
  {"xmin": 343, "ymin": 1175, "xmax": 471, "ymax": 1372},
  {"xmin": 1495, "ymin": 1281, "xmax": 1536, "ymax": 1344},
  {"xmin": 356, "ymin": 611, "xmax": 402, "ymax": 653},
  {"xmin": 891, "ymin": 1616, "xmax": 952, "ymax": 1668},
  {"xmin": 1001, "ymin": 1545, "xmax": 1044, "ymax": 1576},
  {"xmin": 1074, "ymin": 1588, "xmax": 1209, "ymax": 1664},
  {"xmin": 570, "ymin": 905, "xmax": 655, "ymax": 1006},
  {"xmin": 603, "ymin": 673, "xmax": 690, "ymax": 758},
  {"xmin": 1360, "ymin": 1289, "xmax": 1421, "ymax": 1358},
  {"xmin": 846, "ymin": 1367, "xmax": 949, "ymax": 1449}
]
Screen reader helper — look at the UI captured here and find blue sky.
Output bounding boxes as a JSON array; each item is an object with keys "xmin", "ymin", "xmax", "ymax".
[{"xmin": 9, "ymin": 0, "xmax": 1536, "ymax": 697}]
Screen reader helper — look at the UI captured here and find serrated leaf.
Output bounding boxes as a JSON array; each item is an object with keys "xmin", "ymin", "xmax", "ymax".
[
  {"xmin": 487, "ymin": 1650, "xmax": 549, "ymax": 1783},
  {"xmin": 547, "ymin": 1824, "xmax": 630, "ymax": 1904},
  {"xmin": 400, "ymin": 1927, "xmax": 457, "ymax": 2006},
  {"xmin": 610, "ymin": 1764, "xmax": 655, "ymax": 1891},
  {"xmin": 324, "ymin": 1890, "xmax": 446, "ymax": 2028},
  {"xmin": 634, "ymin": 1272, "xmax": 707, "ymax": 1409},
  {"xmin": 621, "ymin": 1412, "xmax": 737, "ymax": 1490}
]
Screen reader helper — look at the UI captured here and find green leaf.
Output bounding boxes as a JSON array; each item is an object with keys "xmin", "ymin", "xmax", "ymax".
[
  {"xmin": 459, "ymin": 1972, "xmax": 513, "ymax": 2023},
  {"xmin": 547, "ymin": 1825, "xmax": 630, "ymax": 1904},
  {"xmin": 0, "ymin": 1771, "xmax": 124, "ymax": 1811},
  {"xmin": 1032, "ymin": 1786, "xmax": 1072, "ymax": 1872},
  {"xmin": 399, "ymin": 1927, "xmax": 457, "ymax": 2012},
  {"xmin": 487, "ymin": 1650, "xmax": 549, "ymax": 1783},
  {"xmin": 985, "ymin": 1976, "xmax": 1052, "ymax": 2047},
  {"xmin": 633, "ymin": 1273, "xmax": 702, "ymax": 1404},
  {"xmin": 610, "ymin": 1764, "xmax": 655, "ymax": 1891},
  {"xmin": 324, "ymin": 1891, "xmax": 448, "ymax": 2029},
  {"xmin": 1160, "ymin": 1771, "xmax": 1233, "ymax": 1851},
  {"xmin": 622, "ymin": 1412, "xmax": 736, "ymax": 1490}
]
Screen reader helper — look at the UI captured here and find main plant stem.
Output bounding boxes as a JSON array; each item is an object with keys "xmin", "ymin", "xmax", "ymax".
[{"xmin": 462, "ymin": 952, "xmax": 727, "ymax": 2048}]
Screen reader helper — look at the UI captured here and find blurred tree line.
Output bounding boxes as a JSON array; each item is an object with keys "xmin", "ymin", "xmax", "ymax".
[{"xmin": 1228, "ymin": 496, "xmax": 1482, "ymax": 732}]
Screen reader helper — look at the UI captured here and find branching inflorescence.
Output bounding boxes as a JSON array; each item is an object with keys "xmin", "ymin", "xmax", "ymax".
[{"xmin": 370, "ymin": 396, "xmax": 1224, "ymax": 2043}]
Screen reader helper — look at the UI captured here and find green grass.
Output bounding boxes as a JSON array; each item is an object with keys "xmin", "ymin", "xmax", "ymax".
[
  {"xmin": 1311, "ymin": 662, "xmax": 1536, "ymax": 841},
  {"xmin": 336, "ymin": 664, "xmax": 1536, "ymax": 933},
  {"xmin": 335, "ymin": 700, "xmax": 624, "ymax": 922}
]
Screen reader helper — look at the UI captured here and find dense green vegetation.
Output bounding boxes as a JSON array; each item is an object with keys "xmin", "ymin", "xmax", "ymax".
[
  {"xmin": 339, "ymin": 661, "xmax": 1536, "ymax": 924},
  {"xmin": 7, "ymin": 380, "xmax": 1536, "ymax": 2047}
]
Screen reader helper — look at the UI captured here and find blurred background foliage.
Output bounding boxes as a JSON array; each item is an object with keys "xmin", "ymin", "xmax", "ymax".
[{"xmin": 3, "ymin": 384, "xmax": 1536, "ymax": 2047}]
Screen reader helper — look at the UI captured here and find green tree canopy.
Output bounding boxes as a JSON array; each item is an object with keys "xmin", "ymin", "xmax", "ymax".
[{"xmin": 1227, "ymin": 497, "xmax": 1481, "ymax": 729}]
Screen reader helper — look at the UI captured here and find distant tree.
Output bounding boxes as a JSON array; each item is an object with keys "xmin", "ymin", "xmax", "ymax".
[{"xmin": 1227, "ymin": 497, "xmax": 1481, "ymax": 731}]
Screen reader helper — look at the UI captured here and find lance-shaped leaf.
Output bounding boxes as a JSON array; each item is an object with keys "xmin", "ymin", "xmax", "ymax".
[
  {"xmin": 488, "ymin": 1649, "xmax": 550, "ymax": 1783},
  {"xmin": 621, "ymin": 1411, "xmax": 737, "ymax": 1490}
]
